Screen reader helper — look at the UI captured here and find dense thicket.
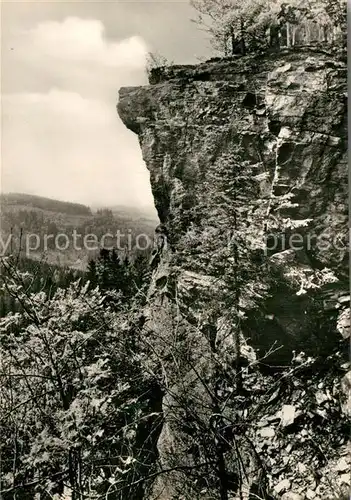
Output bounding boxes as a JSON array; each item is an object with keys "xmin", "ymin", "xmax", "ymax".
[
  {"xmin": 0, "ymin": 250, "xmax": 159, "ymax": 499},
  {"xmin": 190, "ymin": 0, "xmax": 347, "ymax": 55}
]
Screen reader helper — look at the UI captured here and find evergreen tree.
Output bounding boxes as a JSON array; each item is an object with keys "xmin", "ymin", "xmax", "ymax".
[{"xmin": 88, "ymin": 248, "xmax": 150, "ymax": 303}]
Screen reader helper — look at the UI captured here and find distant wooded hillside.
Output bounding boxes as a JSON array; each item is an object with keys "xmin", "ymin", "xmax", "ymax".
[
  {"xmin": 0, "ymin": 193, "xmax": 159, "ymax": 269},
  {"xmin": 0, "ymin": 192, "xmax": 92, "ymax": 216}
]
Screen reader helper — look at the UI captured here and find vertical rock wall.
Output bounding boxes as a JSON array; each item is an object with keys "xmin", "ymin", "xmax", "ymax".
[{"xmin": 118, "ymin": 48, "xmax": 349, "ymax": 499}]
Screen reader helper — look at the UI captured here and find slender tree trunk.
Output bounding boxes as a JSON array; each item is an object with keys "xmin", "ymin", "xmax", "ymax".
[
  {"xmin": 286, "ymin": 22, "xmax": 290, "ymax": 47},
  {"xmin": 230, "ymin": 25, "xmax": 235, "ymax": 55},
  {"xmin": 77, "ymin": 448, "xmax": 83, "ymax": 498},
  {"xmin": 301, "ymin": 22, "xmax": 306, "ymax": 45},
  {"xmin": 240, "ymin": 18, "xmax": 246, "ymax": 55},
  {"xmin": 232, "ymin": 179, "xmax": 243, "ymax": 394},
  {"xmin": 68, "ymin": 449, "xmax": 77, "ymax": 500},
  {"xmin": 333, "ymin": 25, "xmax": 339, "ymax": 42},
  {"xmin": 224, "ymin": 35, "xmax": 228, "ymax": 56},
  {"xmin": 306, "ymin": 21, "xmax": 311, "ymax": 44},
  {"xmin": 212, "ymin": 400, "xmax": 229, "ymax": 500},
  {"xmin": 217, "ymin": 447, "xmax": 229, "ymax": 500},
  {"xmin": 323, "ymin": 25, "xmax": 328, "ymax": 42}
]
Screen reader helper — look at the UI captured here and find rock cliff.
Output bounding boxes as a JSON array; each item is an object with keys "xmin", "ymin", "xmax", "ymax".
[{"xmin": 118, "ymin": 48, "xmax": 349, "ymax": 500}]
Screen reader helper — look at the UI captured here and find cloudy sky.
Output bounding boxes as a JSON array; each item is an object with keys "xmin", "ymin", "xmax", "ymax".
[{"xmin": 1, "ymin": 0, "xmax": 210, "ymax": 210}]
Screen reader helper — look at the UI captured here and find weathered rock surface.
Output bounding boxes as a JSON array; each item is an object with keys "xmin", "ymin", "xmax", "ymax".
[
  {"xmin": 118, "ymin": 48, "xmax": 348, "ymax": 499},
  {"xmin": 118, "ymin": 47, "xmax": 347, "ymax": 357}
]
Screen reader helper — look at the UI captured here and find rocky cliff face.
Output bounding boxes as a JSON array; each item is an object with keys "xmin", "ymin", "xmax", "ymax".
[{"xmin": 118, "ymin": 48, "xmax": 349, "ymax": 500}]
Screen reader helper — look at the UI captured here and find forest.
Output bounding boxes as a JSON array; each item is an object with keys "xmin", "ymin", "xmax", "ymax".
[{"xmin": 0, "ymin": 194, "xmax": 157, "ymax": 268}]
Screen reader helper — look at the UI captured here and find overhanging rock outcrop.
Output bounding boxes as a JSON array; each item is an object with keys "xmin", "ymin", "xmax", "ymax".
[
  {"xmin": 118, "ymin": 48, "xmax": 349, "ymax": 499},
  {"xmin": 118, "ymin": 48, "xmax": 348, "ymax": 358}
]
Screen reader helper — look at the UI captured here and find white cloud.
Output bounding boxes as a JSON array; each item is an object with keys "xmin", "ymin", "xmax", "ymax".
[
  {"xmin": 2, "ymin": 17, "xmax": 156, "ymax": 210},
  {"xmin": 2, "ymin": 89, "xmax": 152, "ymax": 207},
  {"xmin": 24, "ymin": 17, "xmax": 148, "ymax": 68}
]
